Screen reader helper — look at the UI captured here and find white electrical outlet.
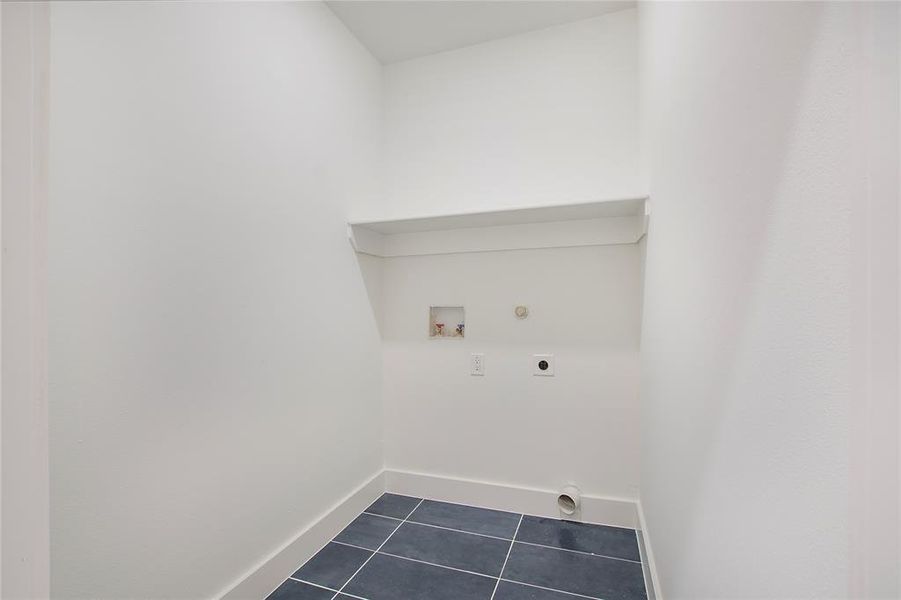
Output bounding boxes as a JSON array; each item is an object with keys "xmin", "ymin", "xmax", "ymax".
[
  {"xmin": 470, "ymin": 353, "xmax": 485, "ymax": 376},
  {"xmin": 533, "ymin": 354, "xmax": 554, "ymax": 376}
]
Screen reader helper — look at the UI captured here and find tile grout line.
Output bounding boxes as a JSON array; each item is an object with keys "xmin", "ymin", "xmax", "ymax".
[
  {"xmin": 362, "ymin": 511, "xmax": 642, "ymax": 564},
  {"xmin": 516, "ymin": 540, "xmax": 641, "ymax": 564},
  {"xmin": 378, "ymin": 550, "xmax": 496, "ymax": 580},
  {"xmin": 331, "ymin": 535, "xmax": 497, "ymax": 580},
  {"xmin": 288, "ymin": 577, "xmax": 368, "ymax": 600},
  {"xmin": 287, "ymin": 577, "xmax": 333, "ymax": 591},
  {"xmin": 328, "ymin": 536, "xmax": 630, "ymax": 600},
  {"xmin": 330, "ymin": 540, "xmax": 377, "ymax": 552},
  {"xmin": 298, "ymin": 555, "xmax": 607, "ymax": 600},
  {"xmin": 363, "ymin": 511, "xmax": 511, "ymax": 541},
  {"xmin": 291, "ymin": 496, "xmax": 638, "ymax": 600},
  {"xmin": 499, "ymin": 578, "xmax": 606, "ymax": 600},
  {"xmin": 489, "ymin": 513, "xmax": 523, "ymax": 600},
  {"xmin": 329, "ymin": 498, "xmax": 425, "ymax": 600},
  {"xmin": 635, "ymin": 529, "xmax": 650, "ymax": 600},
  {"xmin": 329, "ymin": 537, "xmax": 636, "ymax": 599},
  {"xmin": 381, "ymin": 493, "xmax": 639, "ymax": 532}
]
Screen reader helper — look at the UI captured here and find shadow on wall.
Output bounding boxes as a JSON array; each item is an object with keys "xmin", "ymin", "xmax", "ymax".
[
  {"xmin": 353, "ymin": 251, "xmax": 385, "ymax": 337},
  {"xmin": 640, "ymin": 0, "xmax": 843, "ymax": 595}
]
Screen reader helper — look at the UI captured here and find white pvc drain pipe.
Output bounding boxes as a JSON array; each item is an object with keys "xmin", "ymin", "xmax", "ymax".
[{"xmin": 557, "ymin": 485, "xmax": 581, "ymax": 516}]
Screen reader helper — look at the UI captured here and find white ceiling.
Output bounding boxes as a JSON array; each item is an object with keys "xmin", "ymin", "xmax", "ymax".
[{"xmin": 326, "ymin": 1, "xmax": 636, "ymax": 64}]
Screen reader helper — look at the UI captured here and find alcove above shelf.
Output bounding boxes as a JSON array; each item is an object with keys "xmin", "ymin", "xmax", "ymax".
[{"xmin": 347, "ymin": 196, "xmax": 649, "ymax": 257}]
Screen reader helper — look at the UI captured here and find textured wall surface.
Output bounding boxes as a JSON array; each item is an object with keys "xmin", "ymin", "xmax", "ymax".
[
  {"xmin": 375, "ymin": 7, "xmax": 643, "ymax": 504},
  {"xmin": 638, "ymin": 2, "xmax": 898, "ymax": 598},
  {"xmin": 2, "ymin": 3, "xmax": 51, "ymax": 598},
  {"xmin": 48, "ymin": 3, "xmax": 384, "ymax": 598},
  {"xmin": 379, "ymin": 245, "xmax": 642, "ymax": 501},
  {"xmin": 382, "ymin": 9, "xmax": 641, "ymax": 219}
]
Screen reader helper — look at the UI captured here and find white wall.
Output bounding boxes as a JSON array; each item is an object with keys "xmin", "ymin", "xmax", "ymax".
[
  {"xmin": 47, "ymin": 3, "xmax": 384, "ymax": 598},
  {"xmin": 852, "ymin": 4, "xmax": 901, "ymax": 596},
  {"xmin": 1, "ymin": 3, "xmax": 51, "ymax": 598},
  {"xmin": 638, "ymin": 2, "xmax": 899, "ymax": 598},
  {"xmin": 379, "ymin": 245, "xmax": 641, "ymax": 501},
  {"xmin": 380, "ymin": 9, "xmax": 640, "ymax": 220},
  {"xmin": 375, "ymin": 8, "xmax": 643, "ymax": 505}
]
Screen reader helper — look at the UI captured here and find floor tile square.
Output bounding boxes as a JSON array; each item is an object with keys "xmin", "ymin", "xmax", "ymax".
[
  {"xmin": 366, "ymin": 493, "xmax": 422, "ymax": 519},
  {"xmin": 334, "ymin": 513, "xmax": 400, "ymax": 550},
  {"xmin": 265, "ymin": 579, "xmax": 334, "ymax": 600},
  {"xmin": 274, "ymin": 498, "xmax": 648, "ymax": 600},
  {"xmin": 408, "ymin": 500, "xmax": 521, "ymax": 539},
  {"xmin": 516, "ymin": 516, "xmax": 641, "ymax": 562},
  {"xmin": 502, "ymin": 542, "xmax": 646, "ymax": 600},
  {"xmin": 291, "ymin": 542, "xmax": 372, "ymax": 590},
  {"xmin": 343, "ymin": 552, "xmax": 497, "ymax": 600},
  {"xmin": 493, "ymin": 580, "xmax": 585, "ymax": 600},
  {"xmin": 381, "ymin": 522, "xmax": 511, "ymax": 576}
]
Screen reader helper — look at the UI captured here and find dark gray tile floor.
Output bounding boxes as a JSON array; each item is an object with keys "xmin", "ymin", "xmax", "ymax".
[{"xmin": 266, "ymin": 493, "xmax": 648, "ymax": 600}]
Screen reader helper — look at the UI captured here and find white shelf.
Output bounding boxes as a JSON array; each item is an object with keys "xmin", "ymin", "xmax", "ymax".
[{"xmin": 348, "ymin": 197, "xmax": 648, "ymax": 257}]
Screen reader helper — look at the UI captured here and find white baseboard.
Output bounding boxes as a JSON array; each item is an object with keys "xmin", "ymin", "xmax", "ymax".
[
  {"xmin": 385, "ymin": 468, "xmax": 638, "ymax": 529},
  {"xmin": 636, "ymin": 499, "xmax": 662, "ymax": 600},
  {"xmin": 218, "ymin": 470, "xmax": 385, "ymax": 600},
  {"xmin": 217, "ymin": 469, "xmax": 647, "ymax": 600}
]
